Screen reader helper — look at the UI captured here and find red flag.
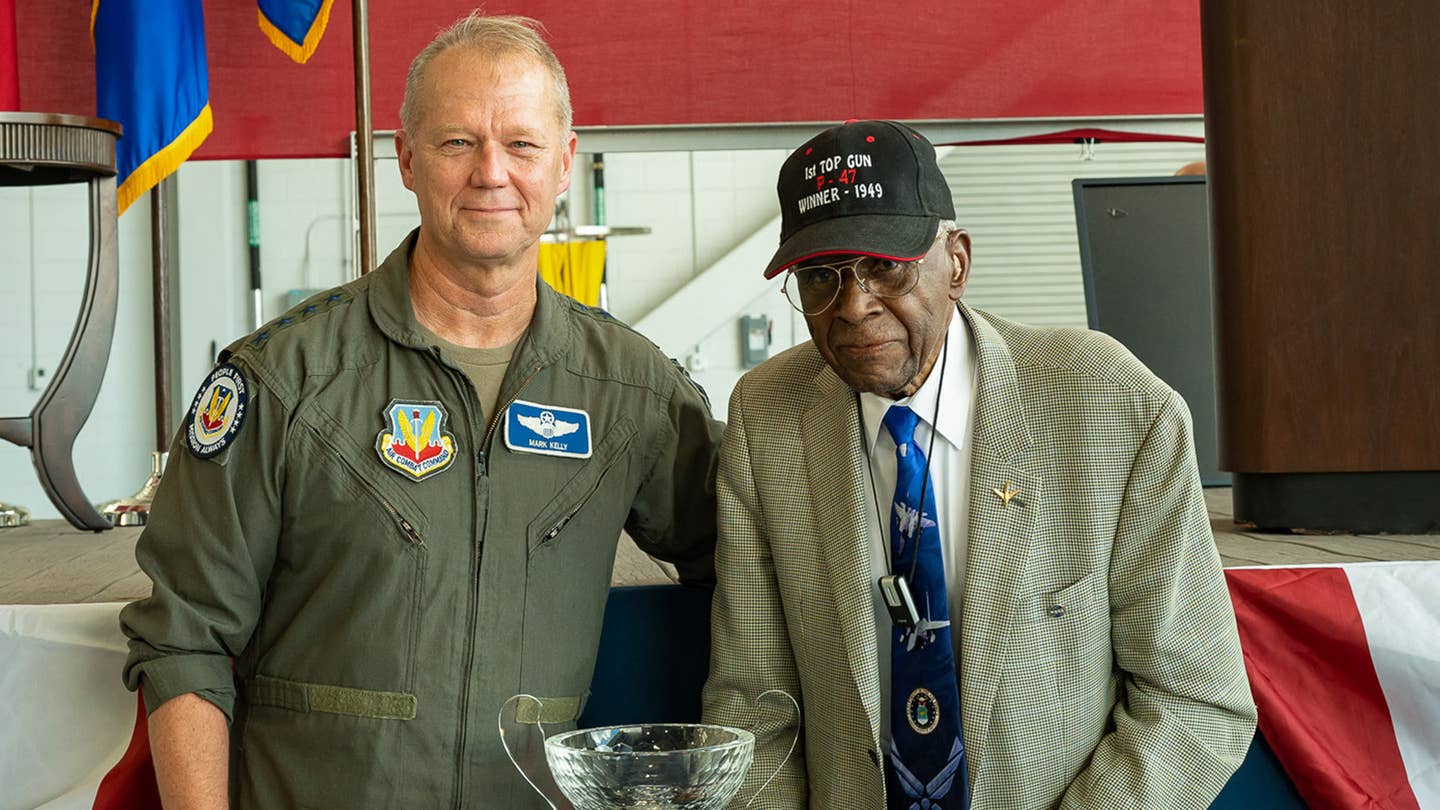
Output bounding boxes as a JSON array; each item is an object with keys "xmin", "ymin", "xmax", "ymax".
[
  {"xmin": 1227, "ymin": 563, "xmax": 1440, "ymax": 809},
  {"xmin": 92, "ymin": 694, "xmax": 163, "ymax": 810}
]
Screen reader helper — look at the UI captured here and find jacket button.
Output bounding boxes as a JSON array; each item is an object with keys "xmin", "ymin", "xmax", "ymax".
[{"xmin": 869, "ymin": 749, "xmax": 880, "ymax": 766}]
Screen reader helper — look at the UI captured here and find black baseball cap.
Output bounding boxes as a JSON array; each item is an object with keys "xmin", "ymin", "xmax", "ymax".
[{"xmin": 764, "ymin": 120, "xmax": 955, "ymax": 279}]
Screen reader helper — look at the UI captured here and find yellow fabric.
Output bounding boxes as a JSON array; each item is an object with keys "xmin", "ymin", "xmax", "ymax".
[{"xmin": 538, "ymin": 241, "xmax": 606, "ymax": 307}]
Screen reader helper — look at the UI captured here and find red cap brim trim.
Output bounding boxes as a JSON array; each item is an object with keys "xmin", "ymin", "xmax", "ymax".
[{"xmin": 763, "ymin": 248, "xmax": 931, "ymax": 279}]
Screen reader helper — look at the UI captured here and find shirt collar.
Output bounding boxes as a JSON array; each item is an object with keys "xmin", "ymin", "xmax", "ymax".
[
  {"xmin": 859, "ymin": 306, "xmax": 975, "ymax": 451},
  {"xmin": 366, "ymin": 227, "xmax": 570, "ymax": 370}
]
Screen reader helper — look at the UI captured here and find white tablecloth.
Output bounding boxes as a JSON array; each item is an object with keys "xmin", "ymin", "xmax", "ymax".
[{"xmin": 0, "ymin": 603, "xmax": 134, "ymax": 810}]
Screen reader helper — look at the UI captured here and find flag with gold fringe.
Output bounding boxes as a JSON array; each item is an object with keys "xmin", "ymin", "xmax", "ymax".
[
  {"xmin": 257, "ymin": 0, "xmax": 334, "ymax": 63},
  {"xmin": 92, "ymin": 0, "xmax": 212, "ymax": 214}
]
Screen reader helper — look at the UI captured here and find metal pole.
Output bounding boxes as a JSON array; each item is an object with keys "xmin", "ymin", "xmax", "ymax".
[
  {"xmin": 592, "ymin": 153, "xmax": 608, "ymax": 310},
  {"xmin": 245, "ymin": 160, "xmax": 263, "ymax": 329},
  {"xmin": 150, "ymin": 178, "xmax": 173, "ymax": 453},
  {"xmin": 592, "ymin": 153, "xmax": 606, "ymax": 226},
  {"xmin": 352, "ymin": 0, "xmax": 377, "ymax": 274}
]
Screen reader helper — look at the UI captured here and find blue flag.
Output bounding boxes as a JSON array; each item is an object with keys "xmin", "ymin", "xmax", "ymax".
[
  {"xmin": 92, "ymin": 0, "xmax": 211, "ymax": 214},
  {"xmin": 257, "ymin": 0, "xmax": 334, "ymax": 63}
]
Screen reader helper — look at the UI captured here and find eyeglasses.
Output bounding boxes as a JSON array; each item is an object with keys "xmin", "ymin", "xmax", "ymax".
[{"xmin": 782, "ymin": 254, "xmax": 923, "ymax": 315}]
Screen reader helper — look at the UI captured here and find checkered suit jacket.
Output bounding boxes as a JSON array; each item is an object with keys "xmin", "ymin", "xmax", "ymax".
[{"xmin": 702, "ymin": 304, "xmax": 1256, "ymax": 809}]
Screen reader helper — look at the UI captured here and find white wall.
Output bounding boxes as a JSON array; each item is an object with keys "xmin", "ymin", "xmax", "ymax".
[{"xmin": 601, "ymin": 148, "xmax": 801, "ymax": 419}]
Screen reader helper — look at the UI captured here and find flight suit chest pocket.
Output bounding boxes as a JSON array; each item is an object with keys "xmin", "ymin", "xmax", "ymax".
[
  {"xmin": 526, "ymin": 416, "xmax": 638, "ymax": 554},
  {"xmin": 292, "ymin": 421, "xmax": 430, "ymax": 546},
  {"xmin": 259, "ymin": 423, "xmax": 431, "ymax": 696}
]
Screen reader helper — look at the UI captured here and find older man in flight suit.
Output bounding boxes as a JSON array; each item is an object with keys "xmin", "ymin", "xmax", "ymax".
[{"xmin": 120, "ymin": 12, "xmax": 721, "ymax": 809}]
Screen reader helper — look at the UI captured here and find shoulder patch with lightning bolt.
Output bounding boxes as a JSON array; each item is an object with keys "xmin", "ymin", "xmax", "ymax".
[{"xmin": 185, "ymin": 364, "xmax": 249, "ymax": 459}]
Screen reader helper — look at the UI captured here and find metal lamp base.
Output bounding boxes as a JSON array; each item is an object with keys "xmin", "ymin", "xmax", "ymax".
[
  {"xmin": 0, "ymin": 502, "xmax": 30, "ymax": 528},
  {"xmin": 99, "ymin": 451, "xmax": 167, "ymax": 527}
]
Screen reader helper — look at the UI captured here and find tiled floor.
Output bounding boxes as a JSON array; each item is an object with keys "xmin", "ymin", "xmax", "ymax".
[{"xmin": 3, "ymin": 490, "xmax": 1436, "ymax": 605}]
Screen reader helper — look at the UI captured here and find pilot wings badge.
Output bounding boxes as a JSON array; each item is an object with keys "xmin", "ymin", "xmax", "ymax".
[
  {"xmin": 505, "ymin": 399, "xmax": 592, "ymax": 459},
  {"xmin": 376, "ymin": 400, "xmax": 457, "ymax": 481}
]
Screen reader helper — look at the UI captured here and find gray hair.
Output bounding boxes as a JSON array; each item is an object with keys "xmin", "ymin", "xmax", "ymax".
[{"xmin": 399, "ymin": 11, "xmax": 573, "ymax": 135}]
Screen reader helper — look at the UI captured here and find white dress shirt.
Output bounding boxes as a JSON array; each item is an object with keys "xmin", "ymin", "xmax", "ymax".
[{"xmin": 858, "ymin": 308, "xmax": 977, "ymax": 746}]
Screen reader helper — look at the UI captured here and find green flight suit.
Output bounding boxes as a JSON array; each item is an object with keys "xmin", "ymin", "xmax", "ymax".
[{"xmin": 121, "ymin": 233, "xmax": 722, "ymax": 808}]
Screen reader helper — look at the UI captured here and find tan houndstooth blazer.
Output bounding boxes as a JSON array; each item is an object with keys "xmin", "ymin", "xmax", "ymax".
[{"xmin": 702, "ymin": 304, "xmax": 1256, "ymax": 810}]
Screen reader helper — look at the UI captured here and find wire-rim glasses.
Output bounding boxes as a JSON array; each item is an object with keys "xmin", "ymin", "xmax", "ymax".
[{"xmin": 782, "ymin": 255, "xmax": 923, "ymax": 315}]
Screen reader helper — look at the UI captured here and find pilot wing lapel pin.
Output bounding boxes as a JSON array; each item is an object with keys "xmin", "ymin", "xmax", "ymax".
[{"xmin": 992, "ymin": 482, "xmax": 1022, "ymax": 507}]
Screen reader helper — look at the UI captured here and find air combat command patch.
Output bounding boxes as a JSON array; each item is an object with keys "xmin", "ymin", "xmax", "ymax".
[
  {"xmin": 186, "ymin": 363, "xmax": 249, "ymax": 458},
  {"xmin": 375, "ymin": 400, "xmax": 457, "ymax": 481}
]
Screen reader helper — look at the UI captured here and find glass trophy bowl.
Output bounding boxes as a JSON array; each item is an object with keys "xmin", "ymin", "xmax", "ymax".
[{"xmin": 544, "ymin": 723, "xmax": 754, "ymax": 810}]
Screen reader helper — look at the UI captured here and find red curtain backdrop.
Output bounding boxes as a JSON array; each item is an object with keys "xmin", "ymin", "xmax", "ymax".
[
  {"xmin": 17, "ymin": 1, "xmax": 1202, "ymax": 159},
  {"xmin": 0, "ymin": 0, "xmax": 18, "ymax": 110}
]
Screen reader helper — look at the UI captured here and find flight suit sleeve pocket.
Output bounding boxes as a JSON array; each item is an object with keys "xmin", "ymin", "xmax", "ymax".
[{"xmin": 526, "ymin": 417, "xmax": 638, "ymax": 554}]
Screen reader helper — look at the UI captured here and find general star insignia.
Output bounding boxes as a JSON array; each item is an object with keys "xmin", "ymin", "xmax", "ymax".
[{"xmin": 992, "ymin": 482, "xmax": 1022, "ymax": 507}]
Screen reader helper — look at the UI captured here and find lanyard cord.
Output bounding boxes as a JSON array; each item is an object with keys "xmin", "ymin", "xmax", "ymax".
[{"xmin": 857, "ymin": 332, "xmax": 949, "ymax": 579}]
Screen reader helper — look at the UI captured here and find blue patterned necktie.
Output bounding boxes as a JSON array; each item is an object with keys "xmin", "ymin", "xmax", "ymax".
[{"xmin": 883, "ymin": 404, "xmax": 969, "ymax": 810}]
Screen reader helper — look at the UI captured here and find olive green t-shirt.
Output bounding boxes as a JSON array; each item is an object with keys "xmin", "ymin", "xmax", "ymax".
[{"xmin": 415, "ymin": 322, "xmax": 519, "ymax": 425}]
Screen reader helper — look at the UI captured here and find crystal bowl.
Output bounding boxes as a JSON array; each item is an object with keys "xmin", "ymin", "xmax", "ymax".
[{"xmin": 544, "ymin": 723, "xmax": 754, "ymax": 809}]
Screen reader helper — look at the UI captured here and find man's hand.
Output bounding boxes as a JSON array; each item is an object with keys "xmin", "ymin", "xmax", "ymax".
[{"xmin": 149, "ymin": 692, "xmax": 229, "ymax": 810}]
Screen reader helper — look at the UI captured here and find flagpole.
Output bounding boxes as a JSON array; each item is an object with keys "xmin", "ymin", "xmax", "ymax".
[
  {"xmin": 151, "ymin": 179, "xmax": 174, "ymax": 450},
  {"xmin": 351, "ymin": 0, "xmax": 376, "ymax": 275},
  {"xmin": 246, "ymin": 160, "xmax": 263, "ymax": 329}
]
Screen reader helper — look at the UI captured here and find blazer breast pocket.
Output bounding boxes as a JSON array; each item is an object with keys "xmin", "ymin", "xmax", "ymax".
[
  {"xmin": 1001, "ymin": 569, "xmax": 1114, "ymax": 763},
  {"xmin": 1013, "ymin": 569, "xmax": 1110, "ymax": 664}
]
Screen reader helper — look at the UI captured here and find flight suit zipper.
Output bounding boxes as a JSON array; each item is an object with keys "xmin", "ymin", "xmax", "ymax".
[
  {"xmin": 542, "ymin": 511, "xmax": 575, "ymax": 544},
  {"xmin": 475, "ymin": 365, "xmax": 542, "ymax": 477},
  {"xmin": 395, "ymin": 514, "xmax": 423, "ymax": 545},
  {"xmin": 454, "ymin": 363, "xmax": 540, "ymax": 807}
]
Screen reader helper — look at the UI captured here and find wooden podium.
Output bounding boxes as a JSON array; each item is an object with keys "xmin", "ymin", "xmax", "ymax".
[{"xmin": 1201, "ymin": 0, "xmax": 1440, "ymax": 532}]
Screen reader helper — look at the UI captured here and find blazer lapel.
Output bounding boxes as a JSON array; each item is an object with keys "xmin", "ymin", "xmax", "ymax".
[
  {"xmin": 802, "ymin": 364, "xmax": 883, "ymax": 745},
  {"xmin": 956, "ymin": 304, "xmax": 1040, "ymax": 765}
]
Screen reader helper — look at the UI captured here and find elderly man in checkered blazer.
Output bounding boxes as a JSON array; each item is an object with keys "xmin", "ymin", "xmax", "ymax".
[{"xmin": 701, "ymin": 120, "xmax": 1256, "ymax": 810}]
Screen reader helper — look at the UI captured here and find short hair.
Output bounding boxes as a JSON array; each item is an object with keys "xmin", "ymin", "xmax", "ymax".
[{"xmin": 399, "ymin": 11, "xmax": 573, "ymax": 135}]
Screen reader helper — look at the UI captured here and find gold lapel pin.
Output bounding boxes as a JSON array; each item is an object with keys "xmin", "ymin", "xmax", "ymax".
[{"xmin": 992, "ymin": 482, "xmax": 1021, "ymax": 507}]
